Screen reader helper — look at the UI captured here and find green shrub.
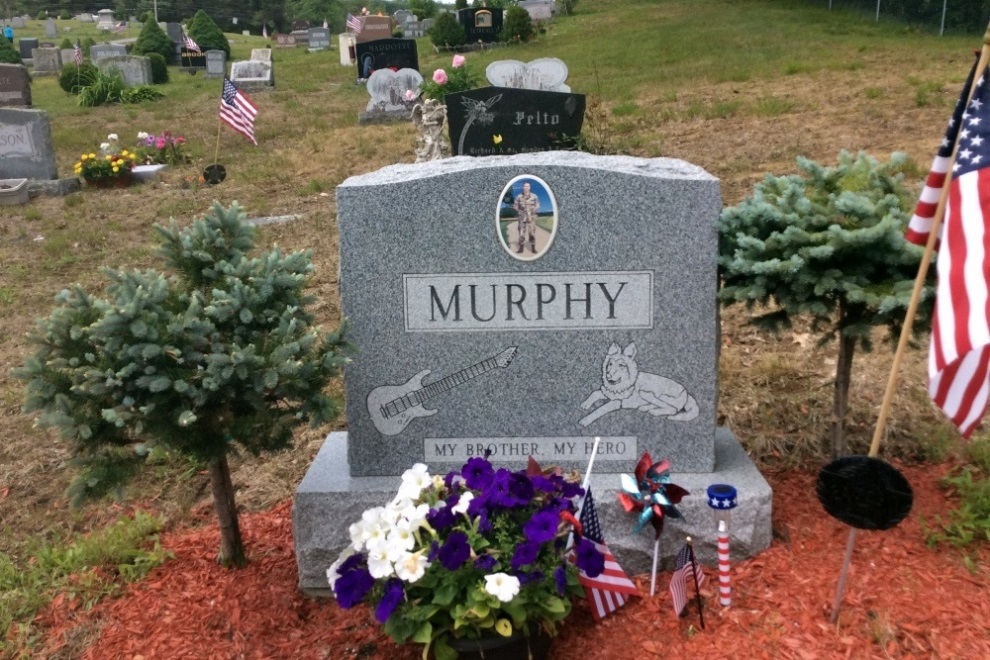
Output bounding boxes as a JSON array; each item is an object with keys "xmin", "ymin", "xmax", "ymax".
[
  {"xmin": 59, "ymin": 62, "xmax": 99, "ymax": 94},
  {"xmin": 187, "ymin": 9, "xmax": 231, "ymax": 58},
  {"xmin": 35, "ymin": 11, "xmax": 46, "ymax": 20},
  {"xmin": 78, "ymin": 70, "xmax": 127, "ymax": 107},
  {"xmin": 147, "ymin": 52, "xmax": 169, "ymax": 84},
  {"xmin": 0, "ymin": 34, "xmax": 20, "ymax": 64},
  {"xmin": 138, "ymin": 12, "xmax": 150, "ymax": 23},
  {"xmin": 122, "ymin": 86, "xmax": 165, "ymax": 103},
  {"xmin": 82, "ymin": 37, "xmax": 96, "ymax": 57},
  {"xmin": 133, "ymin": 16, "xmax": 176, "ymax": 64},
  {"xmin": 501, "ymin": 5, "xmax": 534, "ymax": 43},
  {"xmin": 455, "ymin": 0, "xmax": 468, "ymax": 8},
  {"xmin": 60, "ymin": 38, "xmax": 73, "ymax": 50},
  {"xmin": 429, "ymin": 12, "xmax": 466, "ymax": 48},
  {"xmin": 59, "ymin": 9, "xmax": 72, "ymax": 20}
]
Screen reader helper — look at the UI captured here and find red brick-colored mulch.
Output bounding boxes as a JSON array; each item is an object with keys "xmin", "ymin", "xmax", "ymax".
[{"xmin": 31, "ymin": 463, "xmax": 990, "ymax": 659}]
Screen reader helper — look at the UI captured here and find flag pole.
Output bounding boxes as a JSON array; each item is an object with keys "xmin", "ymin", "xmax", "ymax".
[
  {"xmin": 649, "ymin": 537, "xmax": 660, "ymax": 596},
  {"xmin": 566, "ymin": 436, "xmax": 601, "ymax": 553},
  {"xmin": 829, "ymin": 23, "xmax": 990, "ymax": 625},
  {"xmin": 687, "ymin": 537, "xmax": 705, "ymax": 630}
]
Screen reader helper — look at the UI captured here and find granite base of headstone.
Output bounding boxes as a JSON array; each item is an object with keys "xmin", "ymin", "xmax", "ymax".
[
  {"xmin": 0, "ymin": 108, "xmax": 58, "ymax": 179},
  {"xmin": 354, "ymin": 38, "xmax": 419, "ymax": 80},
  {"xmin": 446, "ymin": 87, "xmax": 585, "ymax": 156},
  {"xmin": 291, "ymin": 151, "xmax": 772, "ymax": 594},
  {"xmin": 0, "ymin": 64, "xmax": 31, "ymax": 107},
  {"xmin": 96, "ymin": 55, "xmax": 152, "ymax": 86},
  {"xmin": 357, "ymin": 67, "xmax": 422, "ymax": 125},
  {"xmin": 31, "ymin": 48, "xmax": 61, "ymax": 77},
  {"xmin": 229, "ymin": 60, "xmax": 274, "ymax": 91}
]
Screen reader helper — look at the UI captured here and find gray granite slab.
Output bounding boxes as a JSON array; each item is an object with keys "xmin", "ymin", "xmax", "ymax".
[
  {"xmin": 0, "ymin": 64, "xmax": 31, "ymax": 107},
  {"xmin": 293, "ymin": 428, "xmax": 772, "ymax": 595},
  {"xmin": 96, "ymin": 55, "xmax": 152, "ymax": 86},
  {"xmin": 90, "ymin": 44, "xmax": 128, "ymax": 62},
  {"xmin": 230, "ymin": 59, "xmax": 273, "ymax": 90},
  {"xmin": 205, "ymin": 50, "xmax": 226, "ymax": 78},
  {"xmin": 31, "ymin": 48, "xmax": 61, "ymax": 75},
  {"xmin": 337, "ymin": 152, "xmax": 720, "ymax": 476},
  {"xmin": 18, "ymin": 38, "xmax": 38, "ymax": 60},
  {"xmin": 0, "ymin": 108, "xmax": 57, "ymax": 180}
]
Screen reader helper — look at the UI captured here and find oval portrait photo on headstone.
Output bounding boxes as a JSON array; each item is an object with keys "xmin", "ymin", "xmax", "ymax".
[{"xmin": 496, "ymin": 175, "xmax": 558, "ymax": 261}]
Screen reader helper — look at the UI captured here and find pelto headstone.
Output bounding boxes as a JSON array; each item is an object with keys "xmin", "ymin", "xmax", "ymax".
[
  {"xmin": 229, "ymin": 59, "xmax": 273, "ymax": 91},
  {"xmin": 90, "ymin": 44, "xmax": 127, "ymax": 62},
  {"xmin": 308, "ymin": 27, "xmax": 331, "ymax": 50},
  {"xmin": 18, "ymin": 38, "xmax": 38, "ymax": 61},
  {"xmin": 292, "ymin": 152, "xmax": 774, "ymax": 594},
  {"xmin": 355, "ymin": 38, "xmax": 418, "ymax": 79},
  {"xmin": 446, "ymin": 87, "xmax": 585, "ymax": 156},
  {"xmin": 486, "ymin": 58, "xmax": 570, "ymax": 93},
  {"xmin": 0, "ymin": 64, "xmax": 31, "ymax": 107},
  {"xmin": 31, "ymin": 48, "xmax": 61, "ymax": 76},
  {"xmin": 45, "ymin": 18, "xmax": 57, "ymax": 38},
  {"xmin": 96, "ymin": 55, "xmax": 152, "ymax": 86},
  {"xmin": 0, "ymin": 108, "xmax": 57, "ymax": 179},
  {"xmin": 250, "ymin": 48, "xmax": 272, "ymax": 62},
  {"xmin": 358, "ymin": 68, "xmax": 422, "ymax": 124},
  {"xmin": 205, "ymin": 50, "xmax": 226, "ymax": 78}
]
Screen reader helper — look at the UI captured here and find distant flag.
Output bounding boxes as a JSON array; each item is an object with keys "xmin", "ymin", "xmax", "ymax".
[
  {"xmin": 575, "ymin": 489, "xmax": 639, "ymax": 621},
  {"xmin": 323, "ymin": 17, "xmax": 329, "ymax": 29},
  {"xmin": 346, "ymin": 13, "xmax": 362, "ymax": 33},
  {"xmin": 220, "ymin": 77, "xmax": 258, "ymax": 145},
  {"xmin": 906, "ymin": 58, "xmax": 990, "ymax": 438},
  {"xmin": 112, "ymin": 21, "xmax": 127, "ymax": 33},
  {"xmin": 669, "ymin": 542, "xmax": 705, "ymax": 618},
  {"xmin": 183, "ymin": 31, "xmax": 200, "ymax": 53},
  {"xmin": 73, "ymin": 39, "xmax": 82, "ymax": 66},
  {"xmin": 262, "ymin": 23, "xmax": 268, "ymax": 39}
]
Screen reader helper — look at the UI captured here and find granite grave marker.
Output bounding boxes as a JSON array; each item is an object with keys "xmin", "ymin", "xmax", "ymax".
[
  {"xmin": 44, "ymin": 18, "xmax": 57, "ymax": 39},
  {"xmin": 11, "ymin": 17, "xmax": 25, "ymax": 28},
  {"xmin": 292, "ymin": 152, "xmax": 773, "ymax": 594},
  {"xmin": 359, "ymin": 67, "xmax": 423, "ymax": 124},
  {"xmin": 205, "ymin": 50, "xmax": 226, "ymax": 78},
  {"xmin": 355, "ymin": 16, "xmax": 393, "ymax": 43},
  {"xmin": 456, "ymin": 7, "xmax": 503, "ymax": 43},
  {"xmin": 179, "ymin": 50, "xmax": 206, "ymax": 69},
  {"xmin": 166, "ymin": 22, "xmax": 183, "ymax": 44},
  {"xmin": 486, "ymin": 57, "xmax": 570, "ymax": 93},
  {"xmin": 18, "ymin": 38, "xmax": 38, "ymax": 61},
  {"xmin": 60, "ymin": 49, "xmax": 76, "ymax": 67},
  {"xmin": 0, "ymin": 107, "xmax": 57, "ymax": 179},
  {"xmin": 355, "ymin": 38, "xmax": 418, "ymax": 79},
  {"xmin": 250, "ymin": 48, "xmax": 272, "ymax": 62},
  {"xmin": 446, "ymin": 87, "xmax": 585, "ymax": 156},
  {"xmin": 0, "ymin": 64, "xmax": 31, "ymax": 107},
  {"xmin": 308, "ymin": 27, "xmax": 331, "ymax": 50},
  {"xmin": 230, "ymin": 59, "xmax": 273, "ymax": 90},
  {"xmin": 275, "ymin": 33, "xmax": 296, "ymax": 48},
  {"xmin": 31, "ymin": 48, "xmax": 61, "ymax": 76},
  {"xmin": 90, "ymin": 43, "xmax": 127, "ymax": 62},
  {"xmin": 520, "ymin": 0, "xmax": 556, "ymax": 21},
  {"xmin": 97, "ymin": 55, "xmax": 152, "ymax": 86}
]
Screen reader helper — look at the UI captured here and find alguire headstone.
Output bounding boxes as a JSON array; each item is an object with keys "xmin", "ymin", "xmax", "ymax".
[
  {"xmin": 31, "ymin": 48, "xmax": 61, "ymax": 76},
  {"xmin": 359, "ymin": 67, "xmax": 422, "ymax": 124},
  {"xmin": 205, "ymin": 50, "xmax": 226, "ymax": 78},
  {"xmin": 446, "ymin": 88, "xmax": 585, "ymax": 156},
  {"xmin": 0, "ymin": 108, "xmax": 57, "ymax": 179},
  {"xmin": 292, "ymin": 151, "xmax": 773, "ymax": 594},
  {"xmin": 90, "ymin": 44, "xmax": 128, "ymax": 62},
  {"xmin": 355, "ymin": 38, "xmax": 418, "ymax": 79},
  {"xmin": 486, "ymin": 58, "xmax": 570, "ymax": 93},
  {"xmin": 44, "ymin": 18, "xmax": 57, "ymax": 39},
  {"xmin": 96, "ymin": 55, "xmax": 152, "ymax": 86},
  {"xmin": 18, "ymin": 38, "xmax": 38, "ymax": 61},
  {"xmin": 308, "ymin": 27, "xmax": 331, "ymax": 50},
  {"xmin": 0, "ymin": 64, "xmax": 31, "ymax": 107}
]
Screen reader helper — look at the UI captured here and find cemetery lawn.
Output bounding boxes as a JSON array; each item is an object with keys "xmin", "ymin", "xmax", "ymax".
[{"xmin": 2, "ymin": 0, "xmax": 990, "ymax": 655}]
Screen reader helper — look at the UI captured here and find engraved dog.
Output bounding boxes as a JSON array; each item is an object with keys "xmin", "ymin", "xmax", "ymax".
[{"xmin": 579, "ymin": 342, "xmax": 699, "ymax": 427}]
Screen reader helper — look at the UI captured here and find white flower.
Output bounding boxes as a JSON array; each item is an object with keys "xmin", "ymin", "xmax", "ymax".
[
  {"xmin": 396, "ymin": 463, "xmax": 431, "ymax": 500},
  {"xmin": 452, "ymin": 492, "xmax": 474, "ymax": 515},
  {"xmin": 484, "ymin": 573, "xmax": 521, "ymax": 602},
  {"xmin": 348, "ymin": 521, "xmax": 368, "ymax": 550},
  {"xmin": 395, "ymin": 550, "xmax": 430, "ymax": 583},
  {"xmin": 366, "ymin": 541, "xmax": 395, "ymax": 579},
  {"xmin": 99, "ymin": 142, "xmax": 110, "ymax": 153},
  {"xmin": 326, "ymin": 545, "xmax": 357, "ymax": 591},
  {"xmin": 137, "ymin": 131, "xmax": 149, "ymax": 140},
  {"xmin": 107, "ymin": 133, "xmax": 118, "ymax": 141}
]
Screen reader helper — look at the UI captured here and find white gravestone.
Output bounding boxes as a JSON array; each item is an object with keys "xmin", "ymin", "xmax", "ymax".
[
  {"xmin": 229, "ymin": 60, "xmax": 274, "ymax": 91},
  {"xmin": 486, "ymin": 57, "xmax": 570, "ymax": 93},
  {"xmin": 250, "ymin": 48, "xmax": 272, "ymax": 62}
]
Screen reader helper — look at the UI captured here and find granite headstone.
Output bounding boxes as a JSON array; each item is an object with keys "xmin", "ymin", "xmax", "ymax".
[
  {"xmin": 44, "ymin": 18, "xmax": 57, "ymax": 38},
  {"xmin": 60, "ymin": 49, "xmax": 76, "ymax": 68},
  {"xmin": 403, "ymin": 21, "xmax": 427, "ymax": 39},
  {"xmin": 0, "ymin": 108, "xmax": 57, "ymax": 179},
  {"xmin": 456, "ymin": 7, "xmax": 503, "ymax": 43},
  {"xmin": 446, "ymin": 87, "xmax": 585, "ymax": 156},
  {"xmin": 31, "ymin": 48, "xmax": 61, "ymax": 76},
  {"xmin": 166, "ymin": 22, "xmax": 183, "ymax": 44},
  {"xmin": 0, "ymin": 64, "xmax": 31, "ymax": 107},
  {"xmin": 205, "ymin": 50, "xmax": 226, "ymax": 78},
  {"xmin": 292, "ymin": 19, "xmax": 311, "ymax": 31},
  {"xmin": 339, "ymin": 33, "xmax": 356, "ymax": 66},
  {"xmin": 355, "ymin": 16, "xmax": 393, "ymax": 43},
  {"xmin": 179, "ymin": 50, "xmax": 206, "ymax": 69},
  {"xmin": 90, "ymin": 44, "xmax": 128, "ymax": 62},
  {"xmin": 276, "ymin": 33, "xmax": 296, "ymax": 48},
  {"xmin": 292, "ymin": 152, "xmax": 773, "ymax": 594},
  {"xmin": 11, "ymin": 17, "xmax": 25, "ymax": 28},
  {"xmin": 355, "ymin": 39, "xmax": 419, "ymax": 79},
  {"xmin": 520, "ymin": 0, "xmax": 556, "ymax": 21},
  {"xmin": 308, "ymin": 27, "xmax": 331, "ymax": 50},
  {"xmin": 229, "ymin": 59, "xmax": 273, "ymax": 90},
  {"xmin": 96, "ymin": 55, "xmax": 152, "ymax": 86},
  {"xmin": 250, "ymin": 48, "xmax": 272, "ymax": 62},
  {"xmin": 359, "ymin": 68, "xmax": 422, "ymax": 124},
  {"xmin": 18, "ymin": 38, "xmax": 38, "ymax": 61},
  {"xmin": 393, "ymin": 10, "xmax": 415, "ymax": 24},
  {"xmin": 486, "ymin": 58, "xmax": 570, "ymax": 93}
]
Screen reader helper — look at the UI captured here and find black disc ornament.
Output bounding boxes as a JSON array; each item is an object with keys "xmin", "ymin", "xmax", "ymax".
[
  {"xmin": 204, "ymin": 164, "xmax": 226, "ymax": 185},
  {"xmin": 816, "ymin": 456, "xmax": 913, "ymax": 530}
]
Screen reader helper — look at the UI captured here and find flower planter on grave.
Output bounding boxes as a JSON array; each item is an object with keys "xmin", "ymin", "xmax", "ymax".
[
  {"xmin": 444, "ymin": 628, "xmax": 553, "ymax": 660},
  {"xmin": 0, "ymin": 179, "xmax": 29, "ymax": 206},
  {"xmin": 131, "ymin": 164, "xmax": 167, "ymax": 182},
  {"xmin": 84, "ymin": 173, "xmax": 133, "ymax": 189}
]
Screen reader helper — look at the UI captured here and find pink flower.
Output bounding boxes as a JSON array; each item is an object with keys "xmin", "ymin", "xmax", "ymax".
[
  {"xmin": 452, "ymin": 55, "xmax": 465, "ymax": 68},
  {"xmin": 404, "ymin": 89, "xmax": 417, "ymax": 102},
  {"xmin": 432, "ymin": 69, "xmax": 448, "ymax": 85},
  {"xmin": 155, "ymin": 138, "xmax": 166, "ymax": 149}
]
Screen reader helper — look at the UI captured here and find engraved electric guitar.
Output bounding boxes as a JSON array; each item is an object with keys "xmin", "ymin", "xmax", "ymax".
[{"xmin": 367, "ymin": 347, "xmax": 518, "ymax": 436}]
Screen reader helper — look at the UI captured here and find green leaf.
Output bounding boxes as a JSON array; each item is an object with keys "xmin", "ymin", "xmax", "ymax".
[
  {"xmin": 432, "ymin": 580, "xmax": 459, "ymax": 606},
  {"xmin": 412, "ymin": 621, "xmax": 433, "ymax": 644},
  {"xmin": 495, "ymin": 618, "xmax": 512, "ymax": 637}
]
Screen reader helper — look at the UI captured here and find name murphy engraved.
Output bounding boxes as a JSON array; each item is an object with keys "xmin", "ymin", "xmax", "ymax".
[{"xmin": 403, "ymin": 271, "xmax": 653, "ymax": 332}]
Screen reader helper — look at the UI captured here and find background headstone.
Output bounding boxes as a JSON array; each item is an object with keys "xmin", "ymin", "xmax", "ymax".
[
  {"xmin": 486, "ymin": 58, "xmax": 570, "ymax": 93},
  {"xmin": 355, "ymin": 16, "xmax": 393, "ymax": 43},
  {"xmin": 229, "ymin": 60, "xmax": 274, "ymax": 91},
  {"xmin": 393, "ymin": 9, "xmax": 414, "ymax": 24},
  {"xmin": 75, "ymin": 14, "xmax": 91, "ymax": 23},
  {"xmin": 178, "ymin": 50, "xmax": 206, "ymax": 69},
  {"xmin": 11, "ymin": 17, "xmax": 25, "ymax": 28},
  {"xmin": 59, "ymin": 49, "xmax": 75, "ymax": 68},
  {"xmin": 291, "ymin": 19, "xmax": 311, "ymax": 31},
  {"xmin": 242, "ymin": 30, "xmax": 250, "ymax": 36},
  {"xmin": 250, "ymin": 48, "xmax": 272, "ymax": 62},
  {"xmin": 44, "ymin": 18, "xmax": 57, "ymax": 39},
  {"xmin": 90, "ymin": 44, "xmax": 128, "ymax": 62},
  {"xmin": 97, "ymin": 9, "xmax": 115, "ymax": 31},
  {"xmin": 276, "ymin": 34, "xmax": 296, "ymax": 48},
  {"xmin": 30, "ymin": 48, "xmax": 61, "ymax": 76},
  {"xmin": 403, "ymin": 20, "xmax": 427, "ymax": 39},
  {"xmin": 205, "ymin": 50, "xmax": 226, "ymax": 78},
  {"xmin": 446, "ymin": 88, "xmax": 585, "ymax": 156},
  {"xmin": 0, "ymin": 108, "xmax": 58, "ymax": 179},
  {"xmin": 96, "ymin": 55, "xmax": 152, "ymax": 86},
  {"xmin": 18, "ymin": 38, "xmax": 38, "ymax": 62},
  {"xmin": 308, "ymin": 27, "xmax": 330, "ymax": 50},
  {"xmin": 166, "ymin": 22, "xmax": 183, "ymax": 45},
  {"xmin": 0, "ymin": 64, "xmax": 31, "ymax": 108},
  {"xmin": 355, "ymin": 39, "xmax": 419, "ymax": 79},
  {"xmin": 339, "ymin": 33, "xmax": 356, "ymax": 66},
  {"xmin": 456, "ymin": 7, "xmax": 503, "ymax": 43},
  {"xmin": 520, "ymin": 0, "xmax": 556, "ymax": 21},
  {"xmin": 359, "ymin": 68, "xmax": 423, "ymax": 124}
]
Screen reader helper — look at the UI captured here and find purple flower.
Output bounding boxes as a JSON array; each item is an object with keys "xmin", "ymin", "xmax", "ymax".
[
  {"xmin": 438, "ymin": 531, "xmax": 471, "ymax": 570},
  {"xmin": 427, "ymin": 503, "xmax": 456, "ymax": 531},
  {"xmin": 374, "ymin": 578, "xmax": 405, "ymax": 623},
  {"xmin": 515, "ymin": 570, "xmax": 544, "ymax": 585},
  {"xmin": 428, "ymin": 540, "xmax": 440, "ymax": 562},
  {"xmin": 477, "ymin": 509, "xmax": 493, "ymax": 533},
  {"xmin": 334, "ymin": 565, "xmax": 374, "ymax": 608},
  {"xmin": 462, "ymin": 457, "xmax": 494, "ymax": 489},
  {"xmin": 338, "ymin": 553, "xmax": 366, "ymax": 575},
  {"xmin": 575, "ymin": 538, "xmax": 605, "ymax": 578},
  {"xmin": 444, "ymin": 470, "xmax": 462, "ymax": 490},
  {"xmin": 486, "ymin": 469, "xmax": 515, "ymax": 508},
  {"xmin": 554, "ymin": 565, "xmax": 567, "ymax": 595},
  {"xmin": 523, "ymin": 510, "xmax": 558, "ymax": 544},
  {"xmin": 559, "ymin": 479, "xmax": 584, "ymax": 499},
  {"xmin": 467, "ymin": 494, "xmax": 487, "ymax": 517},
  {"xmin": 530, "ymin": 474, "xmax": 556, "ymax": 493},
  {"xmin": 507, "ymin": 473, "xmax": 534, "ymax": 506},
  {"xmin": 511, "ymin": 541, "xmax": 541, "ymax": 570},
  {"xmin": 474, "ymin": 554, "xmax": 497, "ymax": 571}
]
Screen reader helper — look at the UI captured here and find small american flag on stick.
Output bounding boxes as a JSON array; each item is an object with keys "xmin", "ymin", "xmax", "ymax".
[
  {"xmin": 220, "ymin": 77, "xmax": 258, "ymax": 145},
  {"xmin": 73, "ymin": 39, "xmax": 83, "ymax": 66},
  {"xmin": 183, "ymin": 32, "xmax": 201, "ymax": 53},
  {"xmin": 669, "ymin": 541, "xmax": 705, "ymax": 619},
  {"xmin": 575, "ymin": 489, "xmax": 639, "ymax": 621}
]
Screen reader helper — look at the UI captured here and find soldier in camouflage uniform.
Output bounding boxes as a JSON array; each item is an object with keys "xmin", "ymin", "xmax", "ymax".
[{"xmin": 513, "ymin": 182, "xmax": 540, "ymax": 254}]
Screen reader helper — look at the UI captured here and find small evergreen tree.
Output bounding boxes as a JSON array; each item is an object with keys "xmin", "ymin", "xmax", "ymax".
[
  {"xmin": 187, "ymin": 9, "xmax": 231, "ymax": 58},
  {"xmin": 429, "ymin": 12, "xmax": 465, "ymax": 48},
  {"xmin": 82, "ymin": 37, "xmax": 96, "ymax": 57},
  {"xmin": 147, "ymin": 52, "xmax": 169, "ymax": 84},
  {"xmin": 58, "ymin": 62, "xmax": 98, "ymax": 94},
  {"xmin": 501, "ymin": 5, "xmax": 534, "ymax": 43},
  {"xmin": 60, "ymin": 37, "xmax": 73, "ymax": 50},
  {"xmin": 133, "ymin": 16, "xmax": 177, "ymax": 64},
  {"xmin": 718, "ymin": 151, "xmax": 935, "ymax": 458},
  {"xmin": 0, "ymin": 35, "xmax": 20, "ymax": 64},
  {"xmin": 455, "ymin": 0, "xmax": 468, "ymax": 9},
  {"xmin": 17, "ymin": 202, "xmax": 351, "ymax": 567}
]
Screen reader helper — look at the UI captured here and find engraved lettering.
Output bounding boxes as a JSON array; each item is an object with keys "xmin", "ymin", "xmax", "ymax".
[
  {"xmin": 535, "ymin": 283, "xmax": 556, "ymax": 320},
  {"xmin": 598, "ymin": 282, "xmax": 627, "ymax": 319},
  {"xmin": 469, "ymin": 284, "xmax": 497, "ymax": 322},
  {"xmin": 430, "ymin": 285, "xmax": 461, "ymax": 322},
  {"xmin": 564, "ymin": 283, "xmax": 593, "ymax": 320}
]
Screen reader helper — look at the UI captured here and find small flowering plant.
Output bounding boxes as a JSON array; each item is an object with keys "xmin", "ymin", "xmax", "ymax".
[
  {"xmin": 329, "ymin": 457, "xmax": 599, "ymax": 659},
  {"xmin": 134, "ymin": 130, "xmax": 189, "ymax": 166},
  {"xmin": 418, "ymin": 54, "xmax": 481, "ymax": 103},
  {"xmin": 73, "ymin": 133, "xmax": 136, "ymax": 182}
]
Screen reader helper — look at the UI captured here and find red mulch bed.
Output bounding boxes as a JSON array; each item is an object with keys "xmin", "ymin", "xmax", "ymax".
[{"xmin": 27, "ymin": 463, "xmax": 990, "ymax": 659}]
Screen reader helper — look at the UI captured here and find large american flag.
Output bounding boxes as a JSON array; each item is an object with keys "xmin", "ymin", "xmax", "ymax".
[
  {"xmin": 907, "ymin": 58, "xmax": 990, "ymax": 437},
  {"xmin": 346, "ymin": 13, "xmax": 362, "ymax": 33},
  {"xmin": 576, "ymin": 489, "xmax": 639, "ymax": 621},
  {"xmin": 220, "ymin": 77, "xmax": 258, "ymax": 145},
  {"xmin": 668, "ymin": 542, "xmax": 705, "ymax": 617},
  {"xmin": 182, "ymin": 31, "xmax": 201, "ymax": 53}
]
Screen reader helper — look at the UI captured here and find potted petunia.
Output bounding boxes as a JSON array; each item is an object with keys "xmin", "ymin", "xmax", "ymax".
[
  {"xmin": 73, "ymin": 133, "xmax": 136, "ymax": 188},
  {"xmin": 328, "ymin": 457, "xmax": 602, "ymax": 660}
]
